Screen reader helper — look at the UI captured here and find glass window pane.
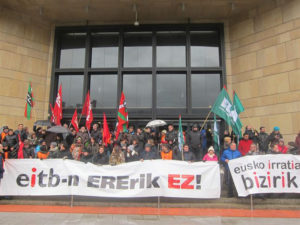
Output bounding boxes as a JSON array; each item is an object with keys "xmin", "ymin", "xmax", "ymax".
[
  {"xmin": 123, "ymin": 74, "xmax": 152, "ymax": 108},
  {"xmin": 59, "ymin": 33, "xmax": 86, "ymax": 68},
  {"xmin": 91, "ymin": 32, "xmax": 119, "ymax": 68},
  {"xmin": 191, "ymin": 31, "xmax": 220, "ymax": 67},
  {"xmin": 192, "ymin": 74, "xmax": 220, "ymax": 108},
  {"xmin": 157, "ymin": 31, "xmax": 186, "ymax": 67},
  {"xmin": 58, "ymin": 75, "xmax": 84, "ymax": 108},
  {"xmin": 157, "ymin": 74, "xmax": 186, "ymax": 108},
  {"xmin": 90, "ymin": 75, "xmax": 118, "ymax": 108},
  {"xmin": 124, "ymin": 32, "xmax": 152, "ymax": 67}
]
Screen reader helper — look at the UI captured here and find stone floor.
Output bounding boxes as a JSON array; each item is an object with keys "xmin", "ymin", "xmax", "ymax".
[{"xmin": 0, "ymin": 213, "xmax": 299, "ymax": 225}]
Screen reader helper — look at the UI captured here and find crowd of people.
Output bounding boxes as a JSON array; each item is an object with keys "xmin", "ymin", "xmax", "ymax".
[{"xmin": 0, "ymin": 122, "xmax": 300, "ymax": 197}]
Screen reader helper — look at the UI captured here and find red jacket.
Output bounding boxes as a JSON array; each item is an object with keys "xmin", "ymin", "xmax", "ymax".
[
  {"xmin": 278, "ymin": 145, "xmax": 288, "ymax": 154},
  {"xmin": 238, "ymin": 139, "xmax": 253, "ymax": 156}
]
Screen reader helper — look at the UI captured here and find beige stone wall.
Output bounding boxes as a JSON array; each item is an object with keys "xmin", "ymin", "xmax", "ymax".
[
  {"xmin": 226, "ymin": 0, "xmax": 300, "ymax": 142},
  {"xmin": 0, "ymin": 7, "xmax": 53, "ymax": 131}
]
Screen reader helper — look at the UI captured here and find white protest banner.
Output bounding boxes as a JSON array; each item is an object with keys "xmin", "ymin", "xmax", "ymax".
[
  {"xmin": 0, "ymin": 159, "xmax": 220, "ymax": 198},
  {"xmin": 228, "ymin": 154, "xmax": 300, "ymax": 197}
]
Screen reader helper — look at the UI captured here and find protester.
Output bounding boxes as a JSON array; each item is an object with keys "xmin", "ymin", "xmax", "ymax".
[
  {"xmin": 166, "ymin": 124, "xmax": 177, "ymax": 143},
  {"xmin": 80, "ymin": 147, "xmax": 93, "ymax": 163},
  {"xmin": 278, "ymin": 139, "xmax": 288, "ymax": 154},
  {"xmin": 76, "ymin": 126, "xmax": 89, "ymax": 145},
  {"xmin": 221, "ymin": 143, "xmax": 242, "ymax": 197},
  {"xmin": 70, "ymin": 137, "xmax": 83, "ymax": 161},
  {"xmin": 247, "ymin": 143, "xmax": 261, "ymax": 155},
  {"xmin": 238, "ymin": 133, "xmax": 252, "ymax": 156},
  {"xmin": 91, "ymin": 123, "xmax": 101, "ymax": 143},
  {"xmin": 268, "ymin": 144, "xmax": 282, "ymax": 154},
  {"xmin": 1, "ymin": 126, "xmax": 8, "ymax": 142},
  {"xmin": 187, "ymin": 124, "xmax": 202, "ymax": 161},
  {"xmin": 295, "ymin": 131, "xmax": 300, "ymax": 151},
  {"xmin": 180, "ymin": 144, "xmax": 196, "ymax": 162},
  {"xmin": 124, "ymin": 145, "xmax": 139, "ymax": 162},
  {"xmin": 37, "ymin": 144, "xmax": 49, "ymax": 159},
  {"xmin": 87, "ymin": 137, "xmax": 99, "ymax": 156},
  {"xmin": 109, "ymin": 146, "xmax": 125, "ymax": 165},
  {"xmin": 140, "ymin": 144, "xmax": 157, "ymax": 161},
  {"xmin": 202, "ymin": 146, "xmax": 218, "ymax": 162},
  {"xmin": 269, "ymin": 126, "xmax": 283, "ymax": 146},
  {"xmin": 160, "ymin": 144, "xmax": 176, "ymax": 160},
  {"xmin": 56, "ymin": 142, "xmax": 72, "ymax": 159},
  {"xmin": 93, "ymin": 145, "xmax": 109, "ymax": 165},
  {"xmin": 22, "ymin": 140, "xmax": 35, "ymax": 158},
  {"xmin": 258, "ymin": 126, "xmax": 269, "ymax": 153}
]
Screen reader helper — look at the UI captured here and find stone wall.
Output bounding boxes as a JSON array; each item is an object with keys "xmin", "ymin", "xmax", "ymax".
[
  {"xmin": 226, "ymin": 0, "xmax": 300, "ymax": 142},
  {"xmin": 0, "ymin": 7, "xmax": 53, "ymax": 130}
]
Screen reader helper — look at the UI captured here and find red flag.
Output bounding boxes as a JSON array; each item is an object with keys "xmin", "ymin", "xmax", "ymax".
[
  {"xmin": 53, "ymin": 84, "xmax": 63, "ymax": 125},
  {"xmin": 17, "ymin": 134, "xmax": 24, "ymax": 159},
  {"xmin": 71, "ymin": 108, "xmax": 79, "ymax": 132},
  {"xmin": 49, "ymin": 103, "xmax": 55, "ymax": 123},
  {"xmin": 116, "ymin": 92, "xmax": 128, "ymax": 139},
  {"xmin": 102, "ymin": 113, "xmax": 111, "ymax": 146},
  {"xmin": 83, "ymin": 91, "xmax": 93, "ymax": 130}
]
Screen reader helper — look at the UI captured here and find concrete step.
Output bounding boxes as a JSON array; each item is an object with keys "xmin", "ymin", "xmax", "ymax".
[{"xmin": 0, "ymin": 196, "xmax": 300, "ymax": 210}]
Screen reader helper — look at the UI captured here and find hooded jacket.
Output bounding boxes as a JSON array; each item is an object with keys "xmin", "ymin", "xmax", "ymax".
[{"xmin": 221, "ymin": 148, "xmax": 242, "ymax": 169}]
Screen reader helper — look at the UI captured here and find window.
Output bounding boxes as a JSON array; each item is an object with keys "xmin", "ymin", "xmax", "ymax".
[
  {"xmin": 58, "ymin": 75, "xmax": 84, "ymax": 108},
  {"xmin": 124, "ymin": 32, "xmax": 152, "ymax": 67},
  {"xmin": 157, "ymin": 31, "xmax": 186, "ymax": 67},
  {"xmin": 91, "ymin": 32, "xmax": 119, "ymax": 68},
  {"xmin": 192, "ymin": 74, "xmax": 220, "ymax": 108},
  {"xmin": 53, "ymin": 25, "xmax": 224, "ymax": 120},
  {"xmin": 59, "ymin": 33, "xmax": 86, "ymax": 68},
  {"xmin": 191, "ymin": 31, "xmax": 220, "ymax": 67},
  {"xmin": 90, "ymin": 75, "xmax": 118, "ymax": 108},
  {"xmin": 157, "ymin": 74, "xmax": 186, "ymax": 108},
  {"xmin": 123, "ymin": 74, "xmax": 152, "ymax": 108}
]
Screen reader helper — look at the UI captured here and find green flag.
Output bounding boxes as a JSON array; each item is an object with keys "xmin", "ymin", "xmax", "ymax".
[
  {"xmin": 213, "ymin": 114, "xmax": 220, "ymax": 155},
  {"xmin": 211, "ymin": 87, "xmax": 242, "ymax": 137},
  {"xmin": 178, "ymin": 115, "xmax": 184, "ymax": 152},
  {"xmin": 233, "ymin": 91, "xmax": 244, "ymax": 114},
  {"xmin": 24, "ymin": 82, "xmax": 34, "ymax": 120}
]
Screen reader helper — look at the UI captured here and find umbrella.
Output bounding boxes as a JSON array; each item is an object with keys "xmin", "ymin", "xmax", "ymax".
[
  {"xmin": 34, "ymin": 120, "xmax": 52, "ymax": 127},
  {"xmin": 47, "ymin": 126, "xmax": 70, "ymax": 134},
  {"xmin": 146, "ymin": 120, "xmax": 167, "ymax": 128}
]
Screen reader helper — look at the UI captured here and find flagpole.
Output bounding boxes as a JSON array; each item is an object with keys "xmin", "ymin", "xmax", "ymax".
[{"xmin": 199, "ymin": 106, "xmax": 212, "ymax": 133}]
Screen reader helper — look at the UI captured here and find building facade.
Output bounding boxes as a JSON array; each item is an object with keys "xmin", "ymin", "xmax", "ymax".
[{"xmin": 0, "ymin": 0, "xmax": 299, "ymax": 141}]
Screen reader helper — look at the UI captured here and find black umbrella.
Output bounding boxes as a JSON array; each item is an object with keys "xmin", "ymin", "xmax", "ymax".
[
  {"xmin": 47, "ymin": 126, "xmax": 70, "ymax": 134},
  {"xmin": 34, "ymin": 120, "xmax": 52, "ymax": 127}
]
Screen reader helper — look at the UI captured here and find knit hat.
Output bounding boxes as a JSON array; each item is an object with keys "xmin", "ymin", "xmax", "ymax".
[
  {"xmin": 208, "ymin": 146, "xmax": 215, "ymax": 152},
  {"xmin": 50, "ymin": 142, "xmax": 57, "ymax": 147},
  {"xmin": 274, "ymin": 126, "xmax": 280, "ymax": 131}
]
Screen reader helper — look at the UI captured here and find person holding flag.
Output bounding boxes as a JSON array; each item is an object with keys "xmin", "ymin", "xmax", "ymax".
[
  {"xmin": 102, "ymin": 112, "xmax": 111, "ymax": 147},
  {"xmin": 24, "ymin": 81, "xmax": 34, "ymax": 120}
]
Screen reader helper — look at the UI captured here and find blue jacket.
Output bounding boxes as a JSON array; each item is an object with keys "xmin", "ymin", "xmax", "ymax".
[{"xmin": 221, "ymin": 148, "xmax": 242, "ymax": 169}]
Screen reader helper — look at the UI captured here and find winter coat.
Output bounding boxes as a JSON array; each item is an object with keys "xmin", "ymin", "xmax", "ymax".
[
  {"xmin": 23, "ymin": 147, "xmax": 35, "ymax": 158},
  {"xmin": 4, "ymin": 134, "xmax": 18, "ymax": 149},
  {"xmin": 124, "ymin": 151, "xmax": 139, "ymax": 162},
  {"xmin": 93, "ymin": 152, "xmax": 109, "ymax": 165},
  {"xmin": 76, "ymin": 132, "xmax": 89, "ymax": 144},
  {"xmin": 160, "ymin": 150, "xmax": 175, "ymax": 160},
  {"xmin": 37, "ymin": 151, "xmax": 49, "ymax": 159},
  {"xmin": 0, "ymin": 155, "xmax": 4, "ymax": 179},
  {"xmin": 268, "ymin": 131, "xmax": 283, "ymax": 146},
  {"xmin": 187, "ymin": 130, "xmax": 201, "ymax": 149},
  {"xmin": 258, "ymin": 132, "xmax": 269, "ymax": 153},
  {"xmin": 87, "ymin": 143, "xmax": 99, "ymax": 156},
  {"xmin": 238, "ymin": 139, "xmax": 253, "ymax": 156},
  {"xmin": 80, "ymin": 153, "xmax": 93, "ymax": 163},
  {"xmin": 140, "ymin": 150, "xmax": 157, "ymax": 160},
  {"xmin": 48, "ymin": 147, "xmax": 59, "ymax": 159},
  {"xmin": 55, "ymin": 149, "xmax": 72, "ymax": 159},
  {"xmin": 91, "ymin": 129, "xmax": 102, "ymax": 143},
  {"xmin": 109, "ymin": 151, "xmax": 125, "ymax": 166},
  {"xmin": 221, "ymin": 148, "xmax": 242, "ymax": 169},
  {"xmin": 180, "ymin": 151, "xmax": 196, "ymax": 162},
  {"xmin": 203, "ymin": 153, "xmax": 218, "ymax": 162},
  {"xmin": 278, "ymin": 145, "xmax": 288, "ymax": 154},
  {"xmin": 166, "ymin": 130, "xmax": 177, "ymax": 143},
  {"xmin": 66, "ymin": 134, "xmax": 76, "ymax": 147}
]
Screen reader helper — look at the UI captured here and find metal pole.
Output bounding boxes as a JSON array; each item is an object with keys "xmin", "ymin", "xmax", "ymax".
[
  {"xmin": 250, "ymin": 194, "xmax": 253, "ymax": 211},
  {"xmin": 71, "ymin": 195, "xmax": 74, "ymax": 207},
  {"xmin": 157, "ymin": 196, "xmax": 161, "ymax": 218}
]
